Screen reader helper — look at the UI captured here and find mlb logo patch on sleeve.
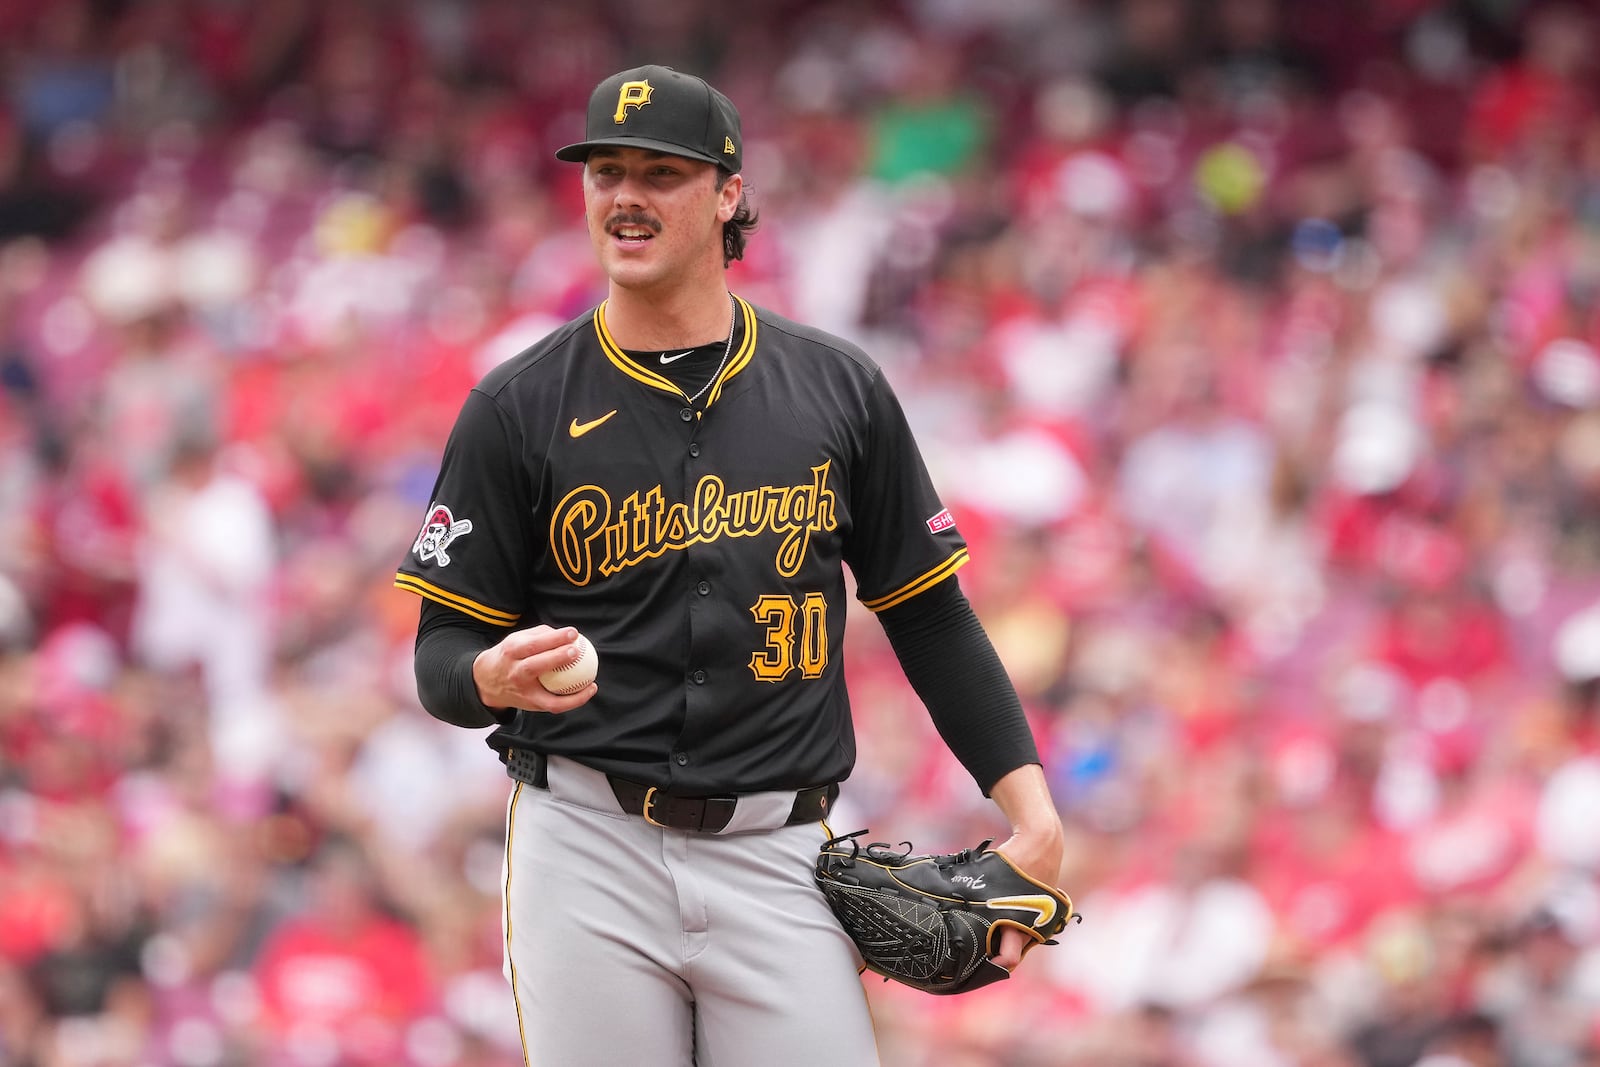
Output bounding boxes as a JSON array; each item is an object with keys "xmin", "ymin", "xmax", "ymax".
[{"xmin": 926, "ymin": 508, "xmax": 957, "ymax": 534}]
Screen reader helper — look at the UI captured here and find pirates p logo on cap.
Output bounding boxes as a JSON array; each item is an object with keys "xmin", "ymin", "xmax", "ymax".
[
  {"xmin": 556, "ymin": 64, "xmax": 743, "ymax": 173},
  {"xmin": 614, "ymin": 79, "xmax": 654, "ymax": 123}
]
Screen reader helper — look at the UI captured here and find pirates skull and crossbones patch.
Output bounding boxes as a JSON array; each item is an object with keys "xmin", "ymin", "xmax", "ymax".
[{"xmin": 412, "ymin": 503, "xmax": 474, "ymax": 567}]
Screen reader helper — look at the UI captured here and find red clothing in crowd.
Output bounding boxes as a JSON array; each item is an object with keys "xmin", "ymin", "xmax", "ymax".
[
  {"xmin": 254, "ymin": 910, "xmax": 435, "ymax": 1055},
  {"xmin": 1252, "ymin": 796, "xmax": 1420, "ymax": 951}
]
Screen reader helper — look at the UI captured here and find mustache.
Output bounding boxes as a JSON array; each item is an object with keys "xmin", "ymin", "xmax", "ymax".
[{"xmin": 605, "ymin": 212, "xmax": 662, "ymax": 234}]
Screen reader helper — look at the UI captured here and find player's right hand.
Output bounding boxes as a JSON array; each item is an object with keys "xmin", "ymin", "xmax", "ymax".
[{"xmin": 472, "ymin": 626, "xmax": 597, "ymax": 713}]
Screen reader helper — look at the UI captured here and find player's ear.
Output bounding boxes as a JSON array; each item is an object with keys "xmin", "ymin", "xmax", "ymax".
[{"xmin": 715, "ymin": 171, "xmax": 743, "ymax": 222}]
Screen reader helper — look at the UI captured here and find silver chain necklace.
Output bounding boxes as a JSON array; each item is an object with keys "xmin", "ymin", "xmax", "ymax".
[{"xmin": 683, "ymin": 294, "xmax": 738, "ymax": 405}]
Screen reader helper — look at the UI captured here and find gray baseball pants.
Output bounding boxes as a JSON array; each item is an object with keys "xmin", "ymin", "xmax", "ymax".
[{"xmin": 500, "ymin": 755, "xmax": 881, "ymax": 1066}]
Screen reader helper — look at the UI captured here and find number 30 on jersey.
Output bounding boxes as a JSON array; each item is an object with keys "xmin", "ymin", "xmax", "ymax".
[{"xmin": 748, "ymin": 593, "xmax": 828, "ymax": 682}]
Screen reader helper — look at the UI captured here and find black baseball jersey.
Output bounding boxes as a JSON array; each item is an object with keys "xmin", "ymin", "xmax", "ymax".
[{"xmin": 395, "ymin": 295, "xmax": 968, "ymax": 793}]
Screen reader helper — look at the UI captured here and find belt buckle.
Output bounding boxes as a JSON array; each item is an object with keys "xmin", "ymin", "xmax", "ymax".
[{"xmin": 642, "ymin": 786, "xmax": 666, "ymax": 828}]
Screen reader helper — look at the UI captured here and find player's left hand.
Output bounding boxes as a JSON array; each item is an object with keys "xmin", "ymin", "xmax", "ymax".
[
  {"xmin": 814, "ymin": 827, "xmax": 1078, "ymax": 994},
  {"xmin": 983, "ymin": 765, "xmax": 1067, "ymax": 974},
  {"xmin": 988, "ymin": 826, "xmax": 1066, "ymax": 973}
]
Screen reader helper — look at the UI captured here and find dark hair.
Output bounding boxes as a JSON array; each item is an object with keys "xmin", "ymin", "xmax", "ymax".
[{"xmin": 715, "ymin": 170, "xmax": 758, "ymax": 266}]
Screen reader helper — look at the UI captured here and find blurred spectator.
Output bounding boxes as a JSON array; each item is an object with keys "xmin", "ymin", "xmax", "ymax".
[
  {"xmin": 1049, "ymin": 830, "xmax": 1276, "ymax": 1014},
  {"xmin": 1476, "ymin": 910, "xmax": 1600, "ymax": 1067},
  {"xmin": 1117, "ymin": 365, "xmax": 1276, "ymax": 599},
  {"xmin": 8, "ymin": 1, "xmax": 115, "ymax": 144},
  {"xmin": 20, "ymin": 424, "xmax": 140, "ymax": 647},
  {"xmin": 1465, "ymin": 3, "xmax": 1598, "ymax": 167},
  {"xmin": 1410, "ymin": 1011, "xmax": 1504, "ymax": 1067},
  {"xmin": 1344, "ymin": 912, "xmax": 1458, "ymax": 1067},
  {"xmin": 0, "ymin": 107, "xmax": 96, "ymax": 243},
  {"xmin": 252, "ymin": 835, "xmax": 436, "ymax": 1065},
  {"xmin": 1093, "ymin": 0, "xmax": 1194, "ymax": 108},
  {"xmin": 866, "ymin": 38, "xmax": 993, "ymax": 186},
  {"xmin": 130, "ymin": 432, "xmax": 280, "ymax": 796},
  {"xmin": 1254, "ymin": 773, "xmax": 1419, "ymax": 957}
]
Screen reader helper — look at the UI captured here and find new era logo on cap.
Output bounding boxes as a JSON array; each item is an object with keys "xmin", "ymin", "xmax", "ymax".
[{"xmin": 556, "ymin": 65, "xmax": 742, "ymax": 173}]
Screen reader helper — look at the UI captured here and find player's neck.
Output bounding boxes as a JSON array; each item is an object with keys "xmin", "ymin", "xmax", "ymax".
[{"xmin": 602, "ymin": 282, "xmax": 734, "ymax": 352}]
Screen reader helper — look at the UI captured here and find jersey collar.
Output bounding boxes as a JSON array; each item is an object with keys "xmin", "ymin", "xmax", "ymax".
[{"xmin": 593, "ymin": 294, "xmax": 757, "ymax": 408}]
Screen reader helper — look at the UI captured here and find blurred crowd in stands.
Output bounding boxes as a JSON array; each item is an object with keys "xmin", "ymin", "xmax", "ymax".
[{"xmin": 2, "ymin": 0, "xmax": 1600, "ymax": 1063}]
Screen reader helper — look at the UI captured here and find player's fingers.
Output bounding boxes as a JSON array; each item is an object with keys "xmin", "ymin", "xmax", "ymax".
[
  {"xmin": 503, "ymin": 678, "xmax": 596, "ymax": 715},
  {"xmin": 991, "ymin": 926, "xmax": 1029, "ymax": 971},
  {"xmin": 505, "ymin": 643, "xmax": 589, "ymax": 691},
  {"xmin": 534, "ymin": 681, "xmax": 597, "ymax": 713},
  {"xmin": 500, "ymin": 625, "xmax": 578, "ymax": 660}
]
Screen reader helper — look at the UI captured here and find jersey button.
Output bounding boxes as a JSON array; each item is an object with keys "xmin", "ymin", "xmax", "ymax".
[
  {"xmin": 688, "ymin": 443, "xmax": 701, "ymax": 457},
  {"xmin": 691, "ymin": 669, "xmax": 707, "ymax": 685},
  {"xmin": 679, "ymin": 407, "xmax": 693, "ymax": 422},
  {"xmin": 697, "ymin": 580, "xmax": 710, "ymax": 596},
  {"xmin": 674, "ymin": 752, "xmax": 689, "ymax": 766}
]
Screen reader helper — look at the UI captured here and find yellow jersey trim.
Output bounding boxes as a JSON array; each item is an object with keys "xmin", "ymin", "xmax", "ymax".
[
  {"xmin": 593, "ymin": 295, "xmax": 757, "ymax": 408},
  {"xmin": 705, "ymin": 295, "xmax": 757, "ymax": 407},
  {"xmin": 393, "ymin": 573, "xmax": 520, "ymax": 627},
  {"xmin": 860, "ymin": 550, "xmax": 970, "ymax": 613}
]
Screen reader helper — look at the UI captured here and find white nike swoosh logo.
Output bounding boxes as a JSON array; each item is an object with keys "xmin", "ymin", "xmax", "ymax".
[{"xmin": 659, "ymin": 350, "xmax": 693, "ymax": 364}]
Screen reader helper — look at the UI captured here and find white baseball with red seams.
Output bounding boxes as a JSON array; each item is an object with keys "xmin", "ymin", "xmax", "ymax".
[{"xmin": 540, "ymin": 634, "xmax": 598, "ymax": 694}]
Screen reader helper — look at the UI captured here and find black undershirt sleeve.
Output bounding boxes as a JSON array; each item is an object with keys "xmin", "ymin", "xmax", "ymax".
[
  {"xmin": 875, "ymin": 576, "xmax": 1041, "ymax": 795},
  {"xmin": 413, "ymin": 600, "xmax": 513, "ymax": 729}
]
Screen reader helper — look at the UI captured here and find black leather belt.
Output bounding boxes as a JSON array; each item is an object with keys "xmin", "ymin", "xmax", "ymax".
[{"xmin": 503, "ymin": 749, "xmax": 836, "ymax": 833}]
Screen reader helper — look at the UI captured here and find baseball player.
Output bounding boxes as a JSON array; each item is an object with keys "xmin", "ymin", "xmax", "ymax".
[{"xmin": 397, "ymin": 64, "xmax": 1065, "ymax": 1066}]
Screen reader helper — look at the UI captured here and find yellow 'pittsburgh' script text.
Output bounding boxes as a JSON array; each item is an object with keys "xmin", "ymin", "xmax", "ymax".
[{"xmin": 550, "ymin": 464, "xmax": 838, "ymax": 586}]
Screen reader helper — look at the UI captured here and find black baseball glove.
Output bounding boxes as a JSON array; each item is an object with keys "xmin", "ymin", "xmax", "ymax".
[{"xmin": 814, "ymin": 830, "xmax": 1079, "ymax": 996}]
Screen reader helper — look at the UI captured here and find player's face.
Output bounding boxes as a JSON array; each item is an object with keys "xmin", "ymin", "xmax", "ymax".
[{"xmin": 583, "ymin": 148, "xmax": 741, "ymax": 293}]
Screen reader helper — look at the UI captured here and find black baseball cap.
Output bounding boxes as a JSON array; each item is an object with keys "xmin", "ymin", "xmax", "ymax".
[{"xmin": 556, "ymin": 65, "xmax": 742, "ymax": 173}]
